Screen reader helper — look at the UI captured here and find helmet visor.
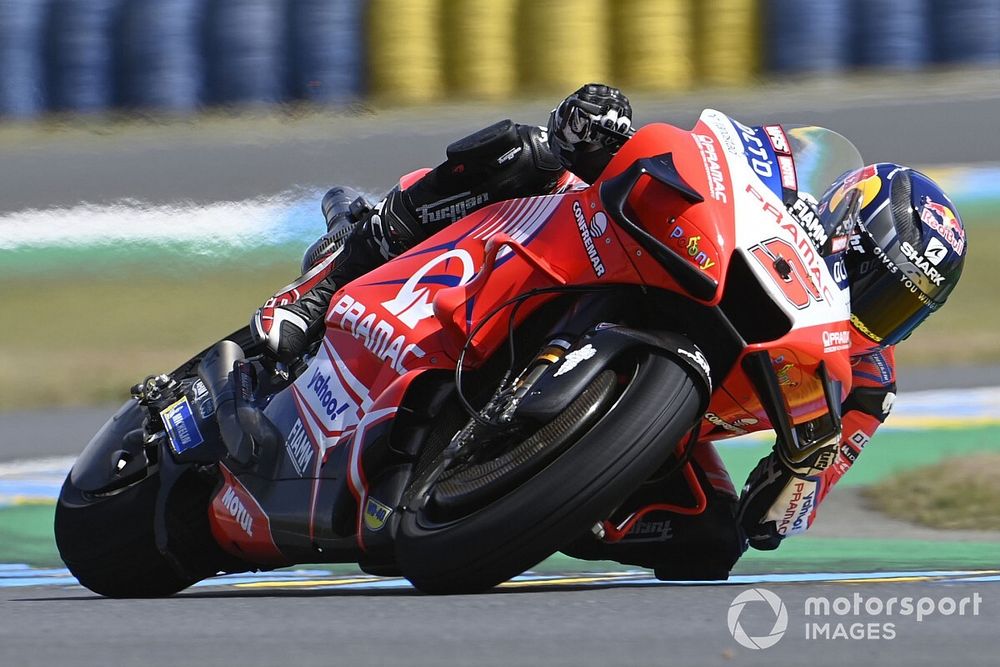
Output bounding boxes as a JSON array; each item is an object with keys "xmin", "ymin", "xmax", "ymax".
[{"xmin": 847, "ymin": 232, "xmax": 940, "ymax": 346}]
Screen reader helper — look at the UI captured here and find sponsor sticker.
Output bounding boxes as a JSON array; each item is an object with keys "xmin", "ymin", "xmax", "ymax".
[
  {"xmin": 554, "ymin": 344, "xmax": 597, "ymax": 377},
  {"xmin": 919, "ymin": 198, "xmax": 965, "ymax": 254},
  {"xmin": 849, "ymin": 430, "xmax": 871, "ymax": 449},
  {"xmin": 693, "ymin": 133, "xmax": 728, "ymax": 203},
  {"xmin": 822, "ymin": 330, "xmax": 851, "ymax": 353},
  {"xmin": 573, "ymin": 201, "xmax": 606, "ymax": 277},
  {"xmin": 380, "ymin": 249, "xmax": 477, "ymax": 329},
  {"xmin": 677, "ymin": 348, "xmax": 712, "ymax": 383},
  {"xmin": 363, "ymin": 497, "xmax": 393, "ymax": 531},
  {"xmin": 496, "ymin": 146, "xmax": 522, "ymax": 165},
  {"xmin": 331, "ymin": 294, "xmax": 427, "ymax": 375},
  {"xmin": 589, "ymin": 211, "xmax": 608, "ymax": 238},
  {"xmin": 839, "ymin": 442, "xmax": 860, "ymax": 464},
  {"xmin": 705, "ymin": 412, "xmax": 748, "ymax": 435},
  {"xmin": 790, "ymin": 192, "xmax": 826, "ymax": 248},
  {"xmin": 774, "ymin": 478, "xmax": 819, "ymax": 536},
  {"xmin": 160, "ymin": 396, "xmax": 204, "ymax": 454},
  {"xmin": 777, "ymin": 155, "xmax": 797, "ymax": 191},
  {"xmin": 285, "ymin": 419, "xmax": 315, "ymax": 476},
  {"xmin": 899, "ymin": 241, "xmax": 946, "ymax": 286},
  {"xmin": 923, "ymin": 237, "xmax": 948, "ymax": 266},
  {"xmin": 772, "ymin": 355, "xmax": 800, "ymax": 388},
  {"xmin": 417, "ymin": 191, "xmax": 489, "ymax": 226},
  {"xmin": 666, "ymin": 219, "xmax": 717, "ymax": 271},
  {"xmin": 294, "ymin": 347, "xmax": 363, "ymax": 434},
  {"xmin": 732, "ymin": 119, "xmax": 781, "ymax": 198},
  {"xmin": 623, "ymin": 519, "xmax": 673, "ymax": 543},
  {"xmin": 221, "ymin": 485, "xmax": 254, "ymax": 537},
  {"xmin": 764, "ymin": 125, "xmax": 790, "ymax": 154}
]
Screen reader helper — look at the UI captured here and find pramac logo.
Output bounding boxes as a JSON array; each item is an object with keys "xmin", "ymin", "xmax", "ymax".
[{"xmin": 381, "ymin": 249, "xmax": 477, "ymax": 329}]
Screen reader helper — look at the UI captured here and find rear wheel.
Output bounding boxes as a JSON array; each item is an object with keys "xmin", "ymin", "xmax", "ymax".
[{"xmin": 395, "ymin": 351, "xmax": 703, "ymax": 594}]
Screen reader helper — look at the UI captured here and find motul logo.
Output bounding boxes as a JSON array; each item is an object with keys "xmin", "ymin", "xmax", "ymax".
[{"xmin": 222, "ymin": 486, "xmax": 254, "ymax": 537}]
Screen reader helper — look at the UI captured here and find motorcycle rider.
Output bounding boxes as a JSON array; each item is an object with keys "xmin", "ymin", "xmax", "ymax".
[{"xmin": 251, "ymin": 84, "xmax": 968, "ymax": 580}]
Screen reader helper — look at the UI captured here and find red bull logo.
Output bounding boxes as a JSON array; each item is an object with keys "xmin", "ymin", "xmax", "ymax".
[
  {"xmin": 826, "ymin": 165, "xmax": 881, "ymax": 215},
  {"xmin": 920, "ymin": 198, "xmax": 965, "ymax": 255}
]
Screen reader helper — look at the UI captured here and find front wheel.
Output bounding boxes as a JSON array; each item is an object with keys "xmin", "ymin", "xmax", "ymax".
[
  {"xmin": 395, "ymin": 351, "xmax": 703, "ymax": 594},
  {"xmin": 55, "ymin": 467, "xmax": 244, "ymax": 597}
]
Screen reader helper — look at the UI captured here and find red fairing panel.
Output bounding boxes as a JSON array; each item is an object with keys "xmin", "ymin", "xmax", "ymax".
[{"xmin": 209, "ymin": 465, "xmax": 288, "ymax": 565}]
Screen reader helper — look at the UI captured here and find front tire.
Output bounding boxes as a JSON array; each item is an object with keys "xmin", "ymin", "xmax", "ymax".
[
  {"xmin": 55, "ymin": 467, "xmax": 243, "ymax": 598},
  {"xmin": 395, "ymin": 351, "xmax": 703, "ymax": 594}
]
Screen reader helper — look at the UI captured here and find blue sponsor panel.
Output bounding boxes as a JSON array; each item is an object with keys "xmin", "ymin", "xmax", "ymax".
[
  {"xmin": 929, "ymin": 0, "xmax": 1000, "ymax": 64},
  {"xmin": 728, "ymin": 118, "xmax": 783, "ymax": 200},
  {"xmin": 204, "ymin": 0, "xmax": 284, "ymax": 105},
  {"xmin": 118, "ymin": 0, "xmax": 204, "ymax": 112},
  {"xmin": 0, "ymin": 0, "xmax": 48, "ymax": 118},
  {"xmin": 763, "ymin": 0, "xmax": 849, "ymax": 73},
  {"xmin": 849, "ymin": 0, "xmax": 929, "ymax": 69},
  {"xmin": 45, "ymin": 0, "xmax": 122, "ymax": 112},
  {"xmin": 160, "ymin": 396, "xmax": 205, "ymax": 454},
  {"xmin": 286, "ymin": 0, "xmax": 364, "ymax": 103}
]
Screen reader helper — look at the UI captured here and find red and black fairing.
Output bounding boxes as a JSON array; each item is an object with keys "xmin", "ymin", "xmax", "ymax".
[{"xmin": 206, "ymin": 116, "xmax": 855, "ymax": 567}]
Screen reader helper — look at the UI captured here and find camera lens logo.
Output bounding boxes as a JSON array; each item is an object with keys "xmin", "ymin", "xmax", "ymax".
[{"xmin": 727, "ymin": 588, "xmax": 788, "ymax": 650}]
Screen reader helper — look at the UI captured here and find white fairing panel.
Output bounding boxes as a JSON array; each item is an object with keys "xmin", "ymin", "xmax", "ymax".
[{"xmin": 697, "ymin": 109, "xmax": 851, "ymax": 330}]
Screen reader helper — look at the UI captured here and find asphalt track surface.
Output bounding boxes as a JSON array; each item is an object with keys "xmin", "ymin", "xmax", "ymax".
[
  {"xmin": 4, "ymin": 79, "xmax": 1000, "ymax": 666},
  {"xmin": 2, "ymin": 580, "xmax": 996, "ymax": 667}
]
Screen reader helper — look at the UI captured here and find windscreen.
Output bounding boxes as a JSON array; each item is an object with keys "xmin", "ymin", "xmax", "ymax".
[{"xmin": 786, "ymin": 126, "xmax": 864, "ymax": 200}]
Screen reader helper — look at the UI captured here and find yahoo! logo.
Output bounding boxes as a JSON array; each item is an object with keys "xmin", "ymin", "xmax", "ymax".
[{"xmin": 307, "ymin": 369, "xmax": 352, "ymax": 420}]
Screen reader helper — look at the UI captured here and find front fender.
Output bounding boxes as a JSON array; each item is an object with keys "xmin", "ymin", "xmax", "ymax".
[
  {"xmin": 69, "ymin": 400, "xmax": 149, "ymax": 493},
  {"xmin": 515, "ymin": 325, "xmax": 712, "ymax": 423}
]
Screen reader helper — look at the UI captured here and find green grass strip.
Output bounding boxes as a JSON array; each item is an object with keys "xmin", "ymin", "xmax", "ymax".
[
  {"xmin": 0, "ymin": 505, "xmax": 61, "ymax": 568},
  {"xmin": 717, "ymin": 426, "xmax": 1000, "ymax": 489}
]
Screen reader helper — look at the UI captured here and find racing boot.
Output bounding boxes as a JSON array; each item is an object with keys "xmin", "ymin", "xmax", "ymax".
[
  {"xmin": 561, "ymin": 442, "xmax": 746, "ymax": 581},
  {"xmin": 251, "ymin": 187, "xmax": 426, "ymax": 363}
]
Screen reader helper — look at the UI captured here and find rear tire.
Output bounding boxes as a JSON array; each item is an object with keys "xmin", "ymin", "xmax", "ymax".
[{"xmin": 395, "ymin": 351, "xmax": 702, "ymax": 594}]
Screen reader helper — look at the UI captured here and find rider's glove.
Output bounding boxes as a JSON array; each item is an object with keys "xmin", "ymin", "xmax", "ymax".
[
  {"xmin": 737, "ymin": 437, "xmax": 840, "ymax": 551},
  {"xmin": 547, "ymin": 83, "xmax": 632, "ymax": 174}
]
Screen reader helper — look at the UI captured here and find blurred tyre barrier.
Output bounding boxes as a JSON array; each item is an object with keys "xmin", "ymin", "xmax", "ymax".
[
  {"xmin": 930, "ymin": 0, "xmax": 1000, "ymax": 64},
  {"xmin": 696, "ymin": 0, "xmax": 759, "ymax": 85},
  {"xmin": 5, "ymin": 0, "xmax": 1000, "ymax": 120},
  {"xmin": 518, "ymin": 0, "xmax": 610, "ymax": 94},
  {"xmin": 0, "ymin": 0, "xmax": 49, "ymax": 117},
  {"xmin": 119, "ymin": 0, "xmax": 204, "ymax": 112},
  {"xmin": 46, "ymin": 0, "xmax": 121, "ymax": 112},
  {"xmin": 442, "ymin": 0, "xmax": 518, "ymax": 99},
  {"xmin": 205, "ymin": 0, "xmax": 284, "ymax": 105},
  {"xmin": 367, "ymin": 0, "xmax": 443, "ymax": 104},
  {"xmin": 762, "ymin": 0, "xmax": 849, "ymax": 73},
  {"xmin": 611, "ymin": 0, "xmax": 694, "ymax": 92},
  {"xmin": 287, "ymin": 0, "xmax": 363, "ymax": 104},
  {"xmin": 850, "ymin": 0, "xmax": 929, "ymax": 69}
]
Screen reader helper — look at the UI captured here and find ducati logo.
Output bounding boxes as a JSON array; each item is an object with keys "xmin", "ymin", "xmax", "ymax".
[{"xmin": 381, "ymin": 249, "xmax": 477, "ymax": 328}]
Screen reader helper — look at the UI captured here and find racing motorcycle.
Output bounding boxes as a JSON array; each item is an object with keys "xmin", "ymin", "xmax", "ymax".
[{"xmin": 55, "ymin": 110, "xmax": 862, "ymax": 596}]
